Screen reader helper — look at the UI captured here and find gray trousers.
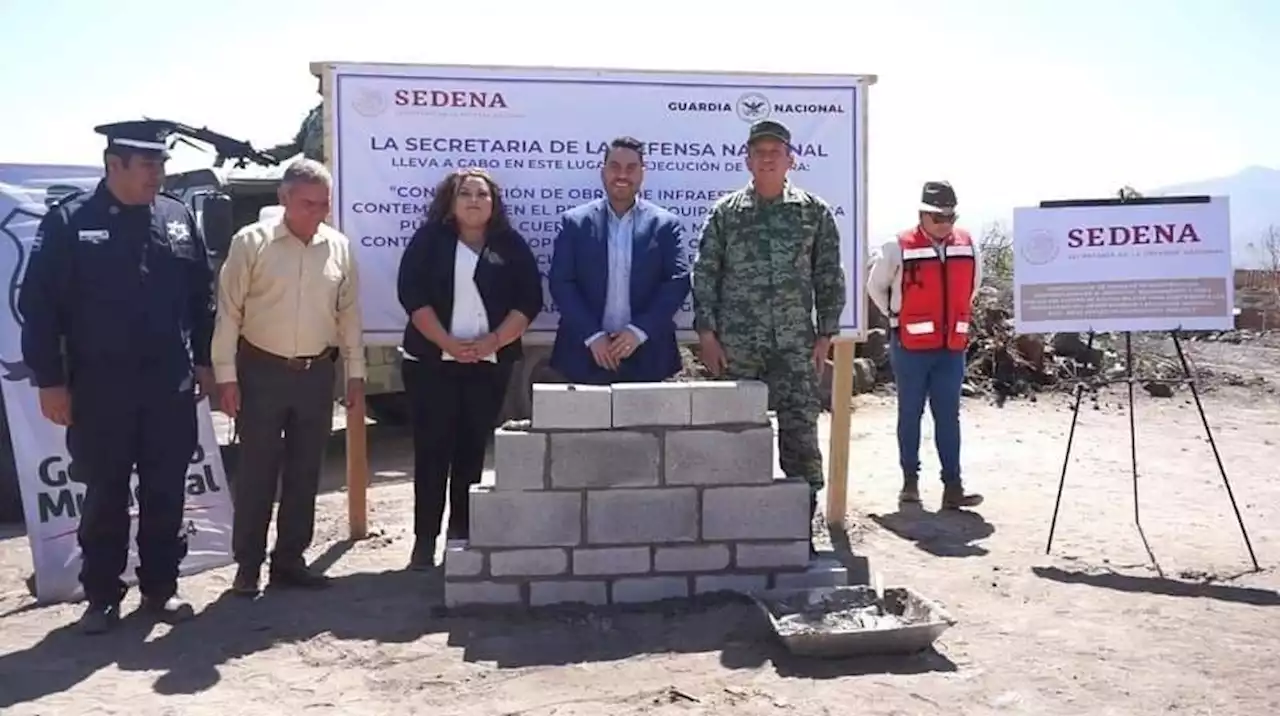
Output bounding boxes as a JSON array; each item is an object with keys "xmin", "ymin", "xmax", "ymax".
[{"xmin": 231, "ymin": 341, "xmax": 336, "ymax": 570}]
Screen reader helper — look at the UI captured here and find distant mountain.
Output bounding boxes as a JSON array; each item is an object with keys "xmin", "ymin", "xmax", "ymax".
[{"xmin": 1146, "ymin": 165, "xmax": 1280, "ymax": 269}]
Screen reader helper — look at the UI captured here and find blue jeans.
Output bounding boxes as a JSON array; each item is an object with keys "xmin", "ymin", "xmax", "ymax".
[{"xmin": 888, "ymin": 334, "xmax": 966, "ymax": 485}]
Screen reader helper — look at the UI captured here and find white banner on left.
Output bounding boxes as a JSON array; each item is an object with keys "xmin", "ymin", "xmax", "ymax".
[{"xmin": 0, "ymin": 164, "xmax": 235, "ymax": 604}]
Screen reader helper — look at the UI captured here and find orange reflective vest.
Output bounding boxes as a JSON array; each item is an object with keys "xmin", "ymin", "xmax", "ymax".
[{"xmin": 892, "ymin": 227, "xmax": 976, "ymax": 352}]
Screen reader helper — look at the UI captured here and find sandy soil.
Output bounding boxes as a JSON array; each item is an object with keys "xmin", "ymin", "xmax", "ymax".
[{"xmin": 1, "ymin": 381, "xmax": 1278, "ymax": 716}]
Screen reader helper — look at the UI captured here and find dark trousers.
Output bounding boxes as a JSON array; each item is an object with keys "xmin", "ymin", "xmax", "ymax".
[
  {"xmin": 231, "ymin": 342, "xmax": 335, "ymax": 570},
  {"xmin": 69, "ymin": 374, "xmax": 197, "ymax": 607},
  {"xmin": 402, "ymin": 357, "xmax": 511, "ymax": 540}
]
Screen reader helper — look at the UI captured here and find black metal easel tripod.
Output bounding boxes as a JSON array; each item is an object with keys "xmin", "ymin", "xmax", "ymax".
[
  {"xmin": 1038, "ymin": 193, "xmax": 1260, "ymax": 574},
  {"xmin": 1043, "ymin": 329, "xmax": 1260, "ymax": 573}
]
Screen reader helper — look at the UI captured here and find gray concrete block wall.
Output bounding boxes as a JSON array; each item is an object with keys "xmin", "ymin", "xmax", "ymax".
[{"xmin": 444, "ymin": 380, "xmax": 846, "ymax": 610}]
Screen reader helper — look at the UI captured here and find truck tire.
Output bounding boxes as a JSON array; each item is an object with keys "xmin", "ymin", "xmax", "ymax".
[{"xmin": 364, "ymin": 392, "xmax": 411, "ymax": 427}]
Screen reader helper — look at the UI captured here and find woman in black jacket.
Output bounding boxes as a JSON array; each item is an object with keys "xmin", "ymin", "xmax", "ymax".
[{"xmin": 396, "ymin": 167, "xmax": 543, "ymax": 569}]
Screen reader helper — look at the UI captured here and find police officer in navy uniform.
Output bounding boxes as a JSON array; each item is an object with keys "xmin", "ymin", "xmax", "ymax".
[{"xmin": 19, "ymin": 120, "xmax": 217, "ymax": 634}]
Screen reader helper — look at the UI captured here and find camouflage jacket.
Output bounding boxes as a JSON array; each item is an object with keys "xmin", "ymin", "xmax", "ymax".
[
  {"xmin": 297, "ymin": 103, "xmax": 324, "ymax": 162},
  {"xmin": 266, "ymin": 103, "xmax": 324, "ymax": 163},
  {"xmin": 691, "ymin": 181, "xmax": 846, "ymax": 344}
]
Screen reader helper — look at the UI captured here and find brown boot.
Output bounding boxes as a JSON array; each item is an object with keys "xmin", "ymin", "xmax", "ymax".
[
  {"xmin": 898, "ymin": 475, "xmax": 921, "ymax": 504},
  {"xmin": 941, "ymin": 483, "xmax": 983, "ymax": 510}
]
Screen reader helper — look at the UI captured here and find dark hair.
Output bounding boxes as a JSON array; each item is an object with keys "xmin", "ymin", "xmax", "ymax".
[
  {"xmin": 602, "ymin": 136, "xmax": 645, "ymax": 161},
  {"xmin": 424, "ymin": 167, "xmax": 513, "ymax": 236}
]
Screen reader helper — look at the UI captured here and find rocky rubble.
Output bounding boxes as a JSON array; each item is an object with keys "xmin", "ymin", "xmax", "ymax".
[{"xmin": 676, "ymin": 310, "xmax": 1273, "ymax": 409}]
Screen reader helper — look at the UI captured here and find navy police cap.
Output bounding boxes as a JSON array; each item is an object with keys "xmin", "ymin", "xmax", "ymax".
[{"xmin": 93, "ymin": 119, "xmax": 175, "ymax": 157}]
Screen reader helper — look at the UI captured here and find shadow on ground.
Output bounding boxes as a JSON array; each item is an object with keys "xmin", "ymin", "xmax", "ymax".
[
  {"xmin": 1032, "ymin": 565, "xmax": 1280, "ymax": 606},
  {"xmin": 869, "ymin": 504, "xmax": 995, "ymax": 558},
  {"xmin": 0, "ymin": 542, "xmax": 955, "ymax": 708}
]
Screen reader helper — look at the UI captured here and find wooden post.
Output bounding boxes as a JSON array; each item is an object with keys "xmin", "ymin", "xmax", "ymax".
[
  {"xmin": 825, "ymin": 339, "xmax": 856, "ymax": 527},
  {"xmin": 345, "ymin": 397, "xmax": 369, "ymax": 540},
  {"xmin": 315, "ymin": 60, "xmax": 370, "ymax": 540}
]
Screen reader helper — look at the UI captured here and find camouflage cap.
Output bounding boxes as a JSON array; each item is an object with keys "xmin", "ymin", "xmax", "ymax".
[{"xmin": 747, "ymin": 119, "xmax": 792, "ymax": 146}]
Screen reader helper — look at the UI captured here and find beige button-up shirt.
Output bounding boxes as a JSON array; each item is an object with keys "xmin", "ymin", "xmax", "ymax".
[{"xmin": 211, "ymin": 217, "xmax": 365, "ymax": 383}]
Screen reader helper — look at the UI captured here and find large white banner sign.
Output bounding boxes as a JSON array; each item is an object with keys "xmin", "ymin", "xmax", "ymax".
[
  {"xmin": 326, "ymin": 63, "xmax": 871, "ymax": 344},
  {"xmin": 1012, "ymin": 197, "xmax": 1234, "ymax": 334},
  {"xmin": 0, "ymin": 165, "xmax": 234, "ymax": 603}
]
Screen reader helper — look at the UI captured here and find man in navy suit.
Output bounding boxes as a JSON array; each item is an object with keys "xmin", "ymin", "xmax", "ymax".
[{"xmin": 549, "ymin": 136, "xmax": 691, "ymax": 384}]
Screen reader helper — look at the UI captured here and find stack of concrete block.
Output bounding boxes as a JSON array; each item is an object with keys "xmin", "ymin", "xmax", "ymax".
[{"xmin": 443, "ymin": 380, "xmax": 848, "ymax": 609}]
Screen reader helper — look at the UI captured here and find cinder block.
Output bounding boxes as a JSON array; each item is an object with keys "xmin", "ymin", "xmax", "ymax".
[
  {"xmin": 573, "ymin": 547, "xmax": 651, "ymax": 576},
  {"xmin": 443, "ymin": 544, "xmax": 486, "ymax": 577},
  {"xmin": 611, "ymin": 382, "xmax": 691, "ymax": 427},
  {"xmin": 489, "ymin": 548, "xmax": 568, "ymax": 577},
  {"xmin": 702, "ymin": 481, "xmax": 810, "ymax": 541},
  {"xmin": 654, "ymin": 544, "xmax": 730, "ymax": 573},
  {"xmin": 532, "ymin": 384, "xmax": 612, "ymax": 429},
  {"xmin": 549, "ymin": 431, "xmax": 659, "ymax": 489},
  {"xmin": 664, "ymin": 426, "xmax": 774, "ymax": 485},
  {"xmin": 587, "ymin": 488, "xmax": 698, "ymax": 545},
  {"xmin": 444, "ymin": 580, "xmax": 523, "ymax": 608},
  {"xmin": 689, "ymin": 381, "xmax": 769, "ymax": 425},
  {"xmin": 493, "ymin": 429, "xmax": 547, "ymax": 491},
  {"xmin": 772, "ymin": 559, "xmax": 848, "ymax": 589},
  {"xmin": 735, "ymin": 541, "xmax": 811, "ymax": 569},
  {"xmin": 530, "ymin": 580, "xmax": 609, "ymax": 607},
  {"xmin": 469, "ymin": 486, "xmax": 582, "ymax": 547},
  {"xmin": 612, "ymin": 576, "xmax": 689, "ymax": 603},
  {"xmin": 695, "ymin": 574, "xmax": 768, "ymax": 595}
]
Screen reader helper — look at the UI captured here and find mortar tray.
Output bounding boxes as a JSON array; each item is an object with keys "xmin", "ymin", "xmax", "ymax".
[{"xmin": 752, "ymin": 585, "xmax": 956, "ymax": 658}]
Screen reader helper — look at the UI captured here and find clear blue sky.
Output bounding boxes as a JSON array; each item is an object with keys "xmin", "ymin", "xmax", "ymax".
[{"xmin": 1, "ymin": 0, "xmax": 1276, "ymax": 234}]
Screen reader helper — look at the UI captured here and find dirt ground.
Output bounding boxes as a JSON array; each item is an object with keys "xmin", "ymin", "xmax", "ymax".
[{"xmin": 1, "ymin": 368, "xmax": 1278, "ymax": 714}]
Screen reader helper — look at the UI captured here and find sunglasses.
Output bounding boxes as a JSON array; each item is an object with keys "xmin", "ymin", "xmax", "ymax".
[{"xmin": 925, "ymin": 212, "xmax": 958, "ymax": 224}]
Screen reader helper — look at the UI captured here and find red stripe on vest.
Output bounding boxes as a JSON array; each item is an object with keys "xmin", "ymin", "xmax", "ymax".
[{"xmin": 894, "ymin": 227, "xmax": 976, "ymax": 351}]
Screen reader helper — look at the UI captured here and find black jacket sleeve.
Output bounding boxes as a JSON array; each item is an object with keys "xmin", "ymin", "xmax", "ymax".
[
  {"xmin": 18, "ymin": 208, "xmax": 74, "ymax": 388},
  {"xmin": 397, "ymin": 223, "xmax": 436, "ymax": 315},
  {"xmin": 186, "ymin": 207, "xmax": 215, "ymax": 367},
  {"xmin": 506, "ymin": 230, "xmax": 544, "ymax": 324}
]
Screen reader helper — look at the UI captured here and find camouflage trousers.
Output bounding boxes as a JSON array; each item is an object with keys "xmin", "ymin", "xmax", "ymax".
[{"xmin": 722, "ymin": 338, "xmax": 824, "ymax": 494}]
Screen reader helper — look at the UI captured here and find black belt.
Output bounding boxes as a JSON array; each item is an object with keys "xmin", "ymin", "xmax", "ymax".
[{"xmin": 240, "ymin": 340, "xmax": 336, "ymax": 371}]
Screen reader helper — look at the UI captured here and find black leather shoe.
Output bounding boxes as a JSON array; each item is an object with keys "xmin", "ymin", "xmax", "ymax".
[
  {"xmin": 141, "ymin": 595, "xmax": 196, "ymax": 623},
  {"xmin": 79, "ymin": 603, "xmax": 121, "ymax": 635},
  {"xmin": 269, "ymin": 565, "xmax": 331, "ymax": 589},
  {"xmin": 232, "ymin": 565, "xmax": 261, "ymax": 597},
  {"xmin": 409, "ymin": 537, "xmax": 436, "ymax": 571}
]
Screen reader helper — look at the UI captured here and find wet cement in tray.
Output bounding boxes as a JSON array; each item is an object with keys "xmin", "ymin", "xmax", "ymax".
[{"xmin": 768, "ymin": 589, "xmax": 930, "ymax": 636}]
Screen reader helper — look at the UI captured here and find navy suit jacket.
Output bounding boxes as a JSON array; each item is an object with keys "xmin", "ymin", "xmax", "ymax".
[{"xmin": 548, "ymin": 197, "xmax": 690, "ymax": 384}]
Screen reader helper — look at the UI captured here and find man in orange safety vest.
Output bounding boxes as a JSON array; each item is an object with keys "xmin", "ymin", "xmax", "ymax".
[{"xmin": 867, "ymin": 181, "xmax": 984, "ymax": 510}]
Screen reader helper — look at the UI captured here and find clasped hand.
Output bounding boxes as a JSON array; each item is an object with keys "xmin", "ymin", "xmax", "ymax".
[
  {"xmin": 446, "ymin": 333, "xmax": 500, "ymax": 363},
  {"xmin": 589, "ymin": 330, "xmax": 639, "ymax": 371}
]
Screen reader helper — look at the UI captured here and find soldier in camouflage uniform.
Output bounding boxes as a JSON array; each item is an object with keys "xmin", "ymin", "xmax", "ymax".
[
  {"xmin": 266, "ymin": 78, "xmax": 325, "ymax": 163},
  {"xmin": 691, "ymin": 119, "xmax": 847, "ymax": 538}
]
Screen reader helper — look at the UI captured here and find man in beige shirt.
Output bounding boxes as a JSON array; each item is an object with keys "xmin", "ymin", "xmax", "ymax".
[{"xmin": 211, "ymin": 158, "xmax": 365, "ymax": 595}]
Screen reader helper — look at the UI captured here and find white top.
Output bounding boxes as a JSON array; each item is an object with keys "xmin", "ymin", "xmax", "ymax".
[
  {"xmin": 445, "ymin": 240, "xmax": 496, "ymax": 362},
  {"xmin": 866, "ymin": 232, "xmax": 985, "ymax": 322}
]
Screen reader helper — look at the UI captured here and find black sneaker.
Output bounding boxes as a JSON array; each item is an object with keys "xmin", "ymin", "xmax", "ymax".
[
  {"xmin": 141, "ymin": 595, "xmax": 196, "ymax": 623},
  {"xmin": 79, "ymin": 603, "xmax": 121, "ymax": 635}
]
